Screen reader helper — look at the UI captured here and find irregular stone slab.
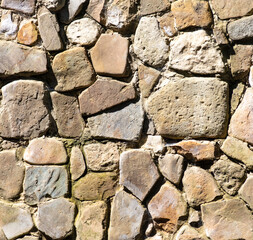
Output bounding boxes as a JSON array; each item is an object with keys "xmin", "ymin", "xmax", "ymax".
[
  {"xmin": 53, "ymin": 47, "xmax": 95, "ymax": 92},
  {"xmin": 1, "ymin": 0, "xmax": 35, "ymax": 14},
  {"xmin": 0, "ymin": 149, "xmax": 24, "ymax": 200},
  {"xmin": 239, "ymin": 175, "xmax": 253, "ymax": 209},
  {"xmin": 0, "ymin": 41, "xmax": 47, "ymax": 77},
  {"xmin": 188, "ymin": 209, "xmax": 201, "ymax": 226},
  {"xmin": 158, "ymin": 12, "xmax": 177, "ymax": 37},
  {"xmin": 0, "ymin": 11, "xmax": 19, "ymax": 40},
  {"xmin": 0, "ymin": 80, "xmax": 50, "ymax": 139},
  {"xmin": 75, "ymin": 201, "xmax": 107, "ymax": 240},
  {"xmin": 213, "ymin": 26, "xmax": 229, "ymax": 46},
  {"xmin": 182, "ymin": 166, "xmax": 221, "ymax": 207},
  {"xmin": 133, "ymin": 16, "xmax": 169, "ymax": 67},
  {"xmin": 50, "ymin": 92, "xmax": 84, "ymax": 137},
  {"xmin": 120, "ymin": 149, "xmax": 160, "ymax": 201},
  {"xmin": 88, "ymin": 101, "xmax": 144, "ymax": 141},
  {"xmin": 141, "ymin": 135, "xmax": 165, "ymax": 154},
  {"xmin": 24, "ymin": 166, "xmax": 68, "ymax": 205},
  {"xmin": 86, "ymin": 0, "xmax": 105, "ymax": 22},
  {"xmin": 42, "ymin": 0, "xmax": 66, "ymax": 11},
  {"xmin": 38, "ymin": 7, "xmax": 63, "ymax": 51},
  {"xmin": 174, "ymin": 225, "xmax": 207, "ymax": 240},
  {"xmin": 231, "ymin": 82, "xmax": 245, "ymax": 114},
  {"xmin": 79, "ymin": 79, "xmax": 136, "ymax": 116},
  {"xmin": 139, "ymin": 0, "xmax": 170, "ymax": 15},
  {"xmin": 24, "ymin": 138, "xmax": 67, "ymax": 165},
  {"xmin": 108, "ymin": 190, "xmax": 146, "ymax": 240},
  {"xmin": 201, "ymin": 199, "xmax": 253, "ymax": 240},
  {"xmin": 148, "ymin": 182, "xmax": 187, "ymax": 233},
  {"xmin": 73, "ymin": 172, "xmax": 118, "ymax": 200},
  {"xmin": 147, "ymin": 78, "xmax": 229, "ymax": 139},
  {"xmin": 90, "ymin": 34, "xmax": 129, "ymax": 77},
  {"xmin": 169, "ymin": 30, "xmax": 225, "ymax": 74},
  {"xmin": 70, "ymin": 146, "xmax": 86, "ymax": 181},
  {"xmin": 17, "ymin": 21, "xmax": 38, "ymax": 46}
]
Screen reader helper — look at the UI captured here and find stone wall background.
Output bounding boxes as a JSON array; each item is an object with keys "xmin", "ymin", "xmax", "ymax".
[{"xmin": 0, "ymin": 0, "xmax": 252, "ymax": 239}]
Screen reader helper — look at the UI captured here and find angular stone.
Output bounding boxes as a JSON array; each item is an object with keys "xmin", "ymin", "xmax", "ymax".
[
  {"xmin": 213, "ymin": 27, "xmax": 229, "ymax": 46},
  {"xmin": 120, "ymin": 149, "xmax": 160, "ymax": 201},
  {"xmin": 0, "ymin": 149, "xmax": 24, "ymax": 200},
  {"xmin": 50, "ymin": 92, "xmax": 84, "ymax": 137},
  {"xmin": 158, "ymin": 12, "xmax": 177, "ymax": 37},
  {"xmin": 88, "ymin": 101, "xmax": 144, "ymax": 141},
  {"xmin": 231, "ymin": 82, "xmax": 245, "ymax": 114},
  {"xmin": 239, "ymin": 175, "xmax": 253, "ymax": 209},
  {"xmin": 0, "ymin": 80, "xmax": 50, "ymax": 139},
  {"xmin": 141, "ymin": 135, "xmax": 165, "ymax": 154},
  {"xmin": 24, "ymin": 166, "xmax": 68, "ymax": 205},
  {"xmin": 0, "ymin": 41, "xmax": 47, "ymax": 77},
  {"xmin": 24, "ymin": 138, "xmax": 67, "ymax": 165},
  {"xmin": 86, "ymin": 0, "xmax": 105, "ymax": 22},
  {"xmin": 182, "ymin": 166, "xmax": 221, "ymax": 207},
  {"xmin": 0, "ymin": 202, "xmax": 34, "ymax": 240},
  {"xmin": 108, "ymin": 190, "xmax": 146, "ymax": 240},
  {"xmin": 158, "ymin": 153, "xmax": 184, "ymax": 185},
  {"xmin": 73, "ymin": 172, "xmax": 118, "ymax": 201},
  {"xmin": 42, "ymin": 0, "xmax": 65, "ymax": 11},
  {"xmin": 201, "ymin": 199, "xmax": 253, "ymax": 240},
  {"xmin": 148, "ymin": 182, "xmax": 187, "ymax": 233},
  {"xmin": 0, "ymin": 11, "xmax": 18, "ymax": 40},
  {"xmin": 174, "ymin": 225, "xmax": 207, "ymax": 240},
  {"xmin": 133, "ymin": 16, "xmax": 169, "ymax": 67},
  {"xmin": 169, "ymin": 30, "xmax": 225, "ymax": 74},
  {"xmin": 79, "ymin": 79, "xmax": 136, "ymax": 116},
  {"xmin": 147, "ymin": 78, "xmax": 229, "ymax": 139},
  {"xmin": 38, "ymin": 7, "xmax": 63, "ymax": 51},
  {"xmin": 139, "ymin": 0, "xmax": 170, "ymax": 15},
  {"xmin": 1, "ymin": 0, "xmax": 35, "ymax": 14},
  {"xmin": 188, "ymin": 209, "xmax": 201, "ymax": 226},
  {"xmin": 90, "ymin": 34, "xmax": 129, "ymax": 77},
  {"xmin": 53, "ymin": 47, "xmax": 95, "ymax": 92},
  {"xmin": 34, "ymin": 198, "xmax": 75, "ymax": 240},
  {"xmin": 70, "ymin": 146, "xmax": 86, "ymax": 181},
  {"xmin": 75, "ymin": 201, "xmax": 107, "ymax": 240},
  {"xmin": 17, "ymin": 21, "xmax": 38, "ymax": 46}
]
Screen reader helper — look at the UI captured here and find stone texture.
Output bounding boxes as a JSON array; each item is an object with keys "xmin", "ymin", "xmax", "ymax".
[
  {"xmin": 42, "ymin": 0, "xmax": 65, "ymax": 11},
  {"xmin": 86, "ymin": 0, "xmax": 105, "ymax": 22},
  {"xmin": 17, "ymin": 237, "xmax": 39, "ymax": 240},
  {"xmin": 17, "ymin": 21, "xmax": 38, "ymax": 46},
  {"xmin": 79, "ymin": 79, "xmax": 136, "ymax": 116},
  {"xmin": 139, "ymin": 0, "xmax": 170, "ymax": 15},
  {"xmin": 174, "ymin": 225, "xmax": 206, "ymax": 240},
  {"xmin": 90, "ymin": 34, "xmax": 129, "ymax": 77},
  {"xmin": 239, "ymin": 175, "xmax": 253, "ymax": 209},
  {"xmin": 70, "ymin": 146, "xmax": 86, "ymax": 181},
  {"xmin": 0, "ymin": 149, "xmax": 24, "ymax": 200},
  {"xmin": 213, "ymin": 26, "xmax": 229, "ymax": 46},
  {"xmin": 182, "ymin": 166, "xmax": 221, "ymax": 207},
  {"xmin": 147, "ymin": 78, "xmax": 229, "ymax": 139},
  {"xmin": 24, "ymin": 166, "xmax": 68, "ymax": 205},
  {"xmin": 75, "ymin": 201, "xmax": 107, "ymax": 240},
  {"xmin": 52, "ymin": 47, "xmax": 95, "ymax": 92},
  {"xmin": 88, "ymin": 101, "xmax": 144, "ymax": 141},
  {"xmin": 169, "ymin": 30, "xmax": 225, "ymax": 74},
  {"xmin": 24, "ymin": 138, "xmax": 67, "ymax": 165},
  {"xmin": 0, "ymin": 80, "xmax": 50, "ymax": 139},
  {"xmin": 201, "ymin": 199, "xmax": 253, "ymax": 240},
  {"xmin": 188, "ymin": 209, "xmax": 201, "ymax": 226},
  {"xmin": 133, "ymin": 16, "xmax": 169, "ymax": 67},
  {"xmin": 1, "ymin": 0, "xmax": 35, "ymax": 14},
  {"xmin": 50, "ymin": 92, "xmax": 84, "ymax": 137},
  {"xmin": 34, "ymin": 198, "xmax": 75, "ymax": 240},
  {"xmin": 0, "ymin": 40, "xmax": 47, "ymax": 77},
  {"xmin": 158, "ymin": 12, "xmax": 177, "ymax": 37},
  {"xmin": 141, "ymin": 135, "xmax": 165, "ymax": 154},
  {"xmin": 249, "ymin": 66, "xmax": 253, "ymax": 87},
  {"xmin": 108, "ymin": 190, "xmax": 146, "ymax": 240},
  {"xmin": 0, "ymin": 11, "xmax": 18, "ymax": 40},
  {"xmin": 73, "ymin": 172, "xmax": 118, "ymax": 200},
  {"xmin": 148, "ymin": 182, "xmax": 188, "ymax": 233},
  {"xmin": 231, "ymin": 82, "xmax": 245, "ymax": 114}
]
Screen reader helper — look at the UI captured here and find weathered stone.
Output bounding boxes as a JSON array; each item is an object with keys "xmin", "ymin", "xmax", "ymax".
[
  {"xmin": 183, "ymin": 166, "xmax": 221, "ymax": 207},
  {"xmin": 38, "ymin": 7, "xmax": 63, "ymax": 51},
  {"xmin": 73, "ymin": 172, "xmax": 118, "ymax": 201},
  {"xmin": 79, "ymin": 79, "xmax": 136, "ymax": 116},
  {"xmin": 158, "ymin": 153, "xmax": 184, "ymax": 185},
  {"xmin": 17, "ymin": 21, "xmax": 38, "ymax": 46},
  {"xmin": 148, "ymin": 182, "xmax": 188, "ymax": 233},
  {"xmin": 249, "ymin": 66, "xmax": 253, "ymax": 87},
  {"xmin": 1, "ymin": 0, "xmax": 35, "ymax": 14},
  {"xmin": 213, "ymin": 27, "xmax": 229, "ymax": 46},
  {"xmin": 42, "ymin": 0, "xmax": 65, "ymax": 11},
  {"xmin": 24, "ymin": 138, "xmax": 67, "ymax": 165},
  {"xmin": 75, "ymin": 201, "xmax": 107, "ymax": 240},
  {"xmin": 201, "ymin": 199, "xmax": 253, "ymax": 240},
  {"xmin": 108, "ymin": 190, "xmax": 146, "ymax": 240},
  {"xmin": 0, "ymin": 149, "xmax": 24, "ymax": 200},
  {"xmin": 169, "ymin": 30, "xmax": 225, "ymax": 74},
  {"xmin": 231, "ymin": 82, "xmax": 245, "ymax": 114},
  {"xmin": 0, "ymin": 80, "xmax": 50, "ymax": 139},
  {"xmin": 24, "ymin": 166, "xmax": 68, "ymax": 205},
  {"xmin": 188, "ymin": 209, "xmax": 201, "ymax": 226},
  {"xmin": 86, "ymin": 0, "xmax": 105, "ymax": 22},
  {"xmin": 239, "ymin": 175, "xmax": 253, "ymax": 209},
  {"xmin": 0, "ymin": 41, "xmax": 47, "ymax": 77},
  {"xmin": 174, "ymin": 225, "xmax": 207, "ymax": 240},
  {"xmin": 133, "ymin": 16, "xmax": 169, "ymax": 67},
  {"xmin": 50, "ymin": 92, "xmax": 84, "ymax": 137},
  {"xmin": 34, "ymin": 198, "xmax": 75, "ymax": 240},
  {"xmin": 158, "ymin": 12, "xmax": 177, "ymax": 37},
  {"xmin": 147, "ymin": 78, "xmax": 229, "ymax": 139},
  {"xmin": 141, "ymin": 135, "xmax": 165, "ymax": 154},
  {"xmin": 70, "ymin": 146, "xmax": 86, "ymax": 181},
  {"xmin": 90, "ymin": 34, "xmax": 129, "ymax": 77},
  {"xmin": 53, "ymin": 47, "xmax": 95, "ymax": 92},
  {"xmin": 17, "ymin": 236, "xmax": 39, "ymax": 240},
  {"xmin": 88, "ymin": 101, "xmax": 144, "ymax": 141},
  {"xmin": 139, "ymin": 0, "xmax": 170, "ymax": 15},
  {"xmin": 0, "ymin": 11, "xmax": 18, "ymax": 40}
]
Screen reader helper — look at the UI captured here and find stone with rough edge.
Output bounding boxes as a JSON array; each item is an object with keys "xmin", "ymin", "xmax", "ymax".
[
  {"xmin": 42, "ymin": 0, "xmax": 66, "ymax": 11},
  {"xmin": 141, "ymin": 135, "xmax": 165, "ymax": 154},
  {"xmin": 249, "ymin": 66, "xmax": 253, "ymax": 87},
  {"xmin": 239, "ymin": 175, "xmax": 253, "ymax": 209},
  {"xmin": 86, "ymin": 0, "xmax": 105, "ymax": 22},
  {"xmin": 174, "ymin": 225, "xmax": 207, "ymax": 240},
  {"xmin": 70, "ymin": 146, "xmax": 86, "ymax": 181},
  {"xmin": 159, "ymin": 12, "xmax": 177, "ymax": 37},
  {"xmin": 17, "ymin": 21, "xmax": 38, "ymax": 46},
  {"xmin": 1, "ymin": 0, "xmax": 35, "ymax": 14},
  {"xmin": 139, "ymin": 0, "xmax": 170, "ymax": 15},
  {"xmin": 0, "ymin": 11, "xmax": 19, "ymax": 40},
  {"xmin": 231, "ymin": 82, "xmax": 245, "ymax": 114}
]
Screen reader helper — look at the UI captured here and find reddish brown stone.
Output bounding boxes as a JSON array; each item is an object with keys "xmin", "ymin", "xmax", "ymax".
[
  {"xmin": 17, "ymin": 21, "xmax": 37, "ymax": 46},
  {"xmin": 159, "ymin": 12, "xmax": 177, "ymax": 37},
  {"xmin": 86, "ymin": 0, "xmax": 105, "ymax": 22}
]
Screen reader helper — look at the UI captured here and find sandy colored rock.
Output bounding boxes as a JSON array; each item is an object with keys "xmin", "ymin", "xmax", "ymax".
[
  {"xmin": 159, "ymin": 12, "xmax": 177, "ymax": 37},
  {"xmin": 17, "ymin": 237, "xmax": 39, "ymax": 240},
  {"xmin": 188, "ymin": 209, "xmax": 201, "ymax": 226},
  {"xmin": 230, "ymin": 82, "xmax": 245, "ymax": 114},
  {"xmin": 86, "ymin": 0, "xmax": 105, "ymax": 22},
  {"xmin": 0, "ymin": 11, "xmax": 19, "ymax": 40},
  {"xmin": 1, "ymin": 0, "xmax": 35, "ymax": 14},
  {"xmin": 70, "ymin": 146, "xmax": 86, "ymax": 181},
  {"xmin": 213, "ymin": 27, "xmax": 229, "ymax": 46},
  {"xmin": 174, "ymin": 225, "xmax": 207, "ymax": 240},
  {"xmin": 17, "ymin": 21, "xmax": 38, "ymax": 46},
  {"xmin": 42, "ymin": 0, "xmax": 65, "ymax": 11},
  {"xmin": 239, "ymin": 175, "xmax": 253, "ymax": 209},
  {"xmin": 139, "ymin": 0, "xmax": 170, "ymax": 15},
  {"xmin": 141, "ymin": 135, "xmax": 165, "ymax": 154}
]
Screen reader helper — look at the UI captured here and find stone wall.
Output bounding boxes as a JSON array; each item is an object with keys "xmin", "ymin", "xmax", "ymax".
[{"xmin": 0, "ymin": 0, "xmax": 252, "ymax": 239}]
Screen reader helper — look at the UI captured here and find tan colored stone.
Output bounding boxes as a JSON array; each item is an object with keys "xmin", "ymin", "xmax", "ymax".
[
  {"xmin": 230, "ymin": 82, "xmax": 245, "ymax": 114},
  {"xmin": 42, "ymin": 0, "xmax": 65, "ymax": 11},
  {"xmin": 159, "ymin": 12, "xmax": 177, "ymax": 37},
  {"xmin": 213, "ymin": 27, "xmax": 229, "ymax": 46},
  {"xmin": 239, "ymin": 175, "xmax": 253, "ymax": 209},
  {"xmin": 70, "ymin": 146, "xmax": 86, "ymax": 181},
  {"xmin": 17, "ymin": 236, "xmax": 39, "ymax": 240},
  {"xmin": 1, "ymin": 0, "xmax": 35, "ymax": 14},
  {"xmin": 174, "ymin": 225, "xmax": 207, "ymax": 240},
  {"xmin": 17, "ymin": 21, "xmax": 38, "ymax": 46},
  {"xmin": 139, "ymin": 0, "xmax": 170, "ymax": 15},
  {"xmin": 188, "ymin": 209, "xmax": 201, "ymax": 226},
  {"xmin": 86, "ymin": 0, "xmax": 105, "ymax": 22},
  {"xmin": 141, "ymin": 135, "xmax": 165, "ymax": 154}
]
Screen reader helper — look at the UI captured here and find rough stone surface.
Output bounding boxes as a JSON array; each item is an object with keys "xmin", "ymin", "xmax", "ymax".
[
  {"xmin": 158, "ymin": 12, "xmax": 177, "ymax": 37},
  {"xmin": 17, "ymin": 21, "xmax": 38, "ymax": 46},
  {"xmin": 24, "ymin": 138, "xmax": 67, "ymax": 165},
  {"xmin": 1, "ymin": 0, "xmax": 35, "ymax": 14},
  {"xmin": 188, "ymin": 209, "xmax": 201, "ymax": 226},
  {"xmin": 147, "ymin": 78, "xmax": 229, "ymax": 139},
  {"xmin": 0, "ymin": 11, "xmax": 18, "ymax": 40},
  {"xmin": 34, "ymin": 198, "xmax": 75, "ymax": 239},
  {"xmin": 213, "ymin": 26, "xmax": 229, "ymax": 46},
  {"xmin": 249, "ymin": 66, "xmax": 253, "ymax": 87},
  {"xmin": 139, "ymin": 0, "xmax": 170, "ymax": 15},
  {"xmin": 70, "ymin": 146, "xmax": 86, "ymax": 181},
  {"xmin": 201, "ymin": 199, "xmax": 253, "ymax": 240},
  {"xmin": 141, "ymin": 135, "xmax": 165, "ymax": 154},
  {"xmin": 231, "ymin": 82, "xmax": 245, "ymax": 114},
  {"xmin": 133, "ymin": 16, "xmax": 169, "ymax": 67},
  {"xmin": 239, "ymin": 175, "xmax": 253, "ymax": 209},
  {"xmin": 169, "ymin": 30, "xmax": 225, "ymax": 74},
  {"xmin": 42, "ymin": 0, "xmax": 65, "ymax": 11},
  {"xmin": 86, "ymin": 0, "xmax": 105, "ymax": 22},
  {"xmin": 0, "ymin": 80, "xmax": 50, "ymax": 139},
  {"xmin": 108, "ymin": 190, "xmax": 146, "ymax": 240},
  {"xmin": 17, "ymin": 237, "xmax": 39, "ymax": 240},
  {"xmin": 53, "ymin": 47, "xmax": 95, "ymax": 92},
  {"xmin": 79, "ymin": 79, "xmax": 136, "ymax": 116},
  {"xmin": 182, "ymin": 166, "xmax": 221, "ymax": 207},
  {"xmin": 174, "ymin": 225, "xmax": 206, "ymax": 240}
]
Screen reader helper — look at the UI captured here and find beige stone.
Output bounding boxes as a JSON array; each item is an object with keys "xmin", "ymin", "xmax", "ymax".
[
  {"xmin": 139, "ymin": 0, "xmax": 170, "ymax": 15},
  {"xmin": 70, "ymin": 146, "xmax": 86, "ymax": 181},
  {"xmin": 141, "ymin": 135, "xmax": 165, "ymax": 154},
  {"xmin": 42, "ymin": 0, "xmax": 65, "ymax": 11},
  {"xmin": 0, "ymin": 11, "xmax": 19, "ymax": 40},
  {"xmin": 230, "ymin": 82, "xmax": 245, "ymax": 114},
  {"xmin": 86, "ymin": 0, "xmax": 105, "ymax": 22},
  {"xmin": 213, "ymin": 27, "xmax": 229, "ymax": 46},
  {"xmin": 174, "ymin": 225, "xmax": 207, "ymax": 240},
  {"xmin": 1, "ymin": 0, "xmax": 35, "ymax": 14},
  {"xmin": 249, "ymin": 66, "xmax": 253, "ymax": 87},
  {"xmin": 17, "ymin": 236, "xmax": 39, "ymax": 240},
  {"xmin": 159, "ymin": 12, "xmax": 177, "ymax": 37},
  {"xmin": 17, "ymin": 21, "xmax": 38, "ymax": 46},
  {"xmin": 239, "ymin": 175, "xmax": 253, "ymax": 209}
]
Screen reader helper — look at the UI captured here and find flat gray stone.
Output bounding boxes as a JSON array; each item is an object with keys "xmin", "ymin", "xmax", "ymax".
[
  {"xmin": 70, "ymin": 146, "xmax": 86, "ymax": 181},
  {"xmin": 1, "ymin": 0, "xmax": 35, "ymax": 14},
  {"xmin": 239, "ymin": 175, "xmax": 253, "ymax": 209}
]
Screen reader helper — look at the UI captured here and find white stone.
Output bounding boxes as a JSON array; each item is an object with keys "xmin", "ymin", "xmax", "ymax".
[
  {"xmin": 141, "ymin": 135, "xmax": 165, "ymax": 153},
  {"xmin": 249, "ymin": 66, "xmax": 253, "ymax": 87},
  {"xmin": 0, "ymin": 11, "xmax": 18, "ymax": 39}
]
